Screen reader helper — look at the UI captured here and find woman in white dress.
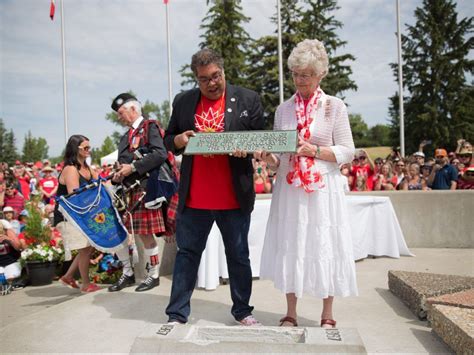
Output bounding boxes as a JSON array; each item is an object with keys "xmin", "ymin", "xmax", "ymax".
[{"xmin": 256, "ymin": 39, "xmax": 357, "ymax": 328}]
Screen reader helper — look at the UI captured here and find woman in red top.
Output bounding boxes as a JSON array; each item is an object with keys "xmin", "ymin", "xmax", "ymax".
[{"xmin": 253, "ymin": 160, "xmax": 272, "ymax": 194}]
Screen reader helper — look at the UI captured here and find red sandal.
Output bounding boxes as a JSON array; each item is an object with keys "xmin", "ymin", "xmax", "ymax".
[
  {"xmin": 279, "ymin": 316, "xmax": 298, "ymax": 327},
  {"xmin": 320, "ymin": 319, "xmax": 337, "ymax": 328},
  {"xmin": 60, "ymin": 276, "xmax": 79, "ymax": 289}
]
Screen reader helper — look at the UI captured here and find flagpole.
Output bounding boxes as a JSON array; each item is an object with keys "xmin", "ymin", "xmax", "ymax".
[
  {"xmin": 277, "ymin": 0, "xmax": 284, "ymax": 104},
  {"xmin": 396, "ymin": 0, "xmax": 405, "ymax": 157},
  {"xmin": 165, "ymin": 1, "xmax": 173, "ymax": 115},
  {"xmin": 60, "ymin": 0, "xmax": 69, "ymax": 143}
]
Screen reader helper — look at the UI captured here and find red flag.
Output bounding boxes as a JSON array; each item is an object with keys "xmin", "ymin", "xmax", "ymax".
[{"xmin": 50, "ymin": 0, "xmax": 55, "ymax": 20}]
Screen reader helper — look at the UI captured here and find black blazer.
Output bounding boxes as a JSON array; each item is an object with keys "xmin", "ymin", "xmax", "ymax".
[
  {"xmin": 117, "ymin": 118, "xmax": 168, "ymax": 185},
  {"xmin": 164, "ymin": 83, "xmax": 265, "ymax": 214}
]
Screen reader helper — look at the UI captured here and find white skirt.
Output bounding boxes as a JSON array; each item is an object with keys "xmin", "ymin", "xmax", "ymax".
[
  {"xmin": 56, "ymin": 221, "xmax": 90, "ymax": 260},
  {"xmin": 260, "ymin": 158, "xmax": 358, "ymax": 299}
]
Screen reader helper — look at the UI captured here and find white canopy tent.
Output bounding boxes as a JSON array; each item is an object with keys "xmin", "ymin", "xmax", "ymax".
[{"xmin": 100, "ymin": 150, "xmax": 118, "ymax": 166}]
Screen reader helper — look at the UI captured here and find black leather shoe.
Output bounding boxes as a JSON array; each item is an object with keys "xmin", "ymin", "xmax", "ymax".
[
  {"xmin": 135, "ymin": 276, "xmax": 160, "ymax": 292},
  {"xmin": 108, "ymin": 274, "xmax": 135, "ymax": 292}
]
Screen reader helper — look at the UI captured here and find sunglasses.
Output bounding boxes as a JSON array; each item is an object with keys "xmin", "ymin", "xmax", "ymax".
[
  {"xmin": 458, "ymin": 154, "xmax": 471, "ymax": 158},
  {"xmin": 79, "ymin": 146, "xmax": 91, "ymax": 152},
  {"xmin": 358, "ymin": 157, "xmax": 367, "ymax": 160}
]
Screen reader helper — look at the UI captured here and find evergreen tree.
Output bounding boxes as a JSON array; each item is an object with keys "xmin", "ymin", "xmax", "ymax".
[
  {"xmin": 0, "ymin": 118, "xmax": 19, "ymax": 165},
  {"xmin": 389, "ymin": 0, "xmax": 474, "ymax": 154},
  {"xmin": 246, "ymin": 0, "xmax": 305, "ymax": 127},
  {"xmin": 180, "ymin": 0, "xmax": 251, "ymax": 87},
  {"xmin": 301, "ymin": 0, "xmax": 357, "ymax": 97},
  {"xmin": 21, "ymin": 131, "xmax": 49, "ymax": 162},
  {"xmin": 247, "ymin": 0, "xmax": 357, "ymax": 128}
]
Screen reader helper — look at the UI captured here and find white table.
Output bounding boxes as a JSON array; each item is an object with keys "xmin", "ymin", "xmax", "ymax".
[{"xmin": 197, "ymin": 195, "xmax": 413, "ymax": 290}]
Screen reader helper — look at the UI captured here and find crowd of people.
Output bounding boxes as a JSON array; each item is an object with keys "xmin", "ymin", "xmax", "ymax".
[
  {"xmin": 0, "ymin": 40, "xmax": 472, "ymax": 332},
  {"xmin": 253, "ymin": 139, "xmax": 473, "ymax": 194}
]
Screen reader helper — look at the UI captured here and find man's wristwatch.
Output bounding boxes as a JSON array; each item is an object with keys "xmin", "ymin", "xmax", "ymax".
[{"xmin": 130, "ymin": 163, "xmax": 137, "ymax": 173}]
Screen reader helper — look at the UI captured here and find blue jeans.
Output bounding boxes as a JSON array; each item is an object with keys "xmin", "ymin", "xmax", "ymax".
[{"xmin": 165, "ymin": 207, "xmax": 254, "ymax": 323}]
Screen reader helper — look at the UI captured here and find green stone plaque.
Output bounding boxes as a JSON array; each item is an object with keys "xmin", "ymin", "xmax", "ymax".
[{"xmin": 184, "ymin": 130, "xmax": 298, "ymax": 155}]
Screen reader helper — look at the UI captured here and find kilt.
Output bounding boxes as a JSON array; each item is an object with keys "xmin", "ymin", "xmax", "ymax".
[{"xmin": 125, "ymin": 187, "xmax": 166, "ymax": 236}]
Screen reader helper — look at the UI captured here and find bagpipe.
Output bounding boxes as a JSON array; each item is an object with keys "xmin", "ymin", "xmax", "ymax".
[{"xmin": 114, "ymin": 146, "xmax": 179, "ymax": 212}]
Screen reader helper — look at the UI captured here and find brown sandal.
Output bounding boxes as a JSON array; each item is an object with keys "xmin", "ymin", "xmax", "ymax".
[
  {"xmin": 320, "ymin": 319, "xmax": 337, "ymax": 328},
  {"xmin": 279, "ymin": 316, "xmax": 298, "ymax": 327}
]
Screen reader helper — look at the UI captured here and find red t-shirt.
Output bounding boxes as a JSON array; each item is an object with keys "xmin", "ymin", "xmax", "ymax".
[
  {"xmin": 186, "ymin": 94, "xmax": 240, "ymax": 210},
  {"xmin": 17, "ymin": 175, "xmax": 31, "ymax": 200},
  {"xmin": 39, "ymin": 176, "xmax": 58, "ymax": 196},
  {"xmin": 350, "ymin": 164, "xmax": 374, "ymax": 191}
]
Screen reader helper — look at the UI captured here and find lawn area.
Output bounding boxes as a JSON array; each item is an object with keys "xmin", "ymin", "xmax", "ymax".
[{"xmin": 357, "ymin": 146, "xmax": 392, "ymax": 160}]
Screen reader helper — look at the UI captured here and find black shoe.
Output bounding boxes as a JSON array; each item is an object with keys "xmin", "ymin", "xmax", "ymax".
[
  {"xmin": 135, "ymin": 276, "xmax": 160, "ymax": 292},
  {"xmin": 11, "ymin": 278, "xmax": 27, "ymax": 290},
  {"xmin": 108, "ymin": 274, "xmax": 135, "ymax": 292}
]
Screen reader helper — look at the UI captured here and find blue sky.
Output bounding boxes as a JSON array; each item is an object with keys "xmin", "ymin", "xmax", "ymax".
[{"xmin": 1, "ymin": 0, "xmax": 473, "ymax": 156}]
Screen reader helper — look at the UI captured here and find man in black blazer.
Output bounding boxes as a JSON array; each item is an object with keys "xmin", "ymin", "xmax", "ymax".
[
  {"xmin": 108, "ymin": 93, "xmax": 168, "ymax": 293},
  {"xmin": 164, "ymin": 48, "xmax": 264, "ymax": 326}
]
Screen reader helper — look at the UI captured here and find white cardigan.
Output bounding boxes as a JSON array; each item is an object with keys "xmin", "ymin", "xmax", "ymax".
[{"xmin": 274, "ymin": 91, "xmax": 355, "ymax": 175}]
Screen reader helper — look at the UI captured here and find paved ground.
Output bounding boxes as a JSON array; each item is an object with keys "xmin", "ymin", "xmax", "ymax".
[{"xmin": 1, "ymin": 248, "xmax": 473, "ymax": 353}]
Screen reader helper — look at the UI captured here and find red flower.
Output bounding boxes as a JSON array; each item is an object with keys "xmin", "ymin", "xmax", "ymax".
[
  {"xmin": 313, "ymin": 172, "xmax": 322, "ymax": 183},
  {"xmin": 286, "ymin": 172, "xmax": 294, "ymax": 184}
]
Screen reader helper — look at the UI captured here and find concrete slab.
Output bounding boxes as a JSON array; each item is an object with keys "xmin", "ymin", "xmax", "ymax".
[
  {"xmin": 131, "ymin": 324, "xmax": 366, "ymax": 353},
  {"xmin": 388, "ymin": 270, "xmax": 474, "ymax": 319},
  {"xmin": 1, "ymin": 248, "xmax": 470, "ymax": 353}
]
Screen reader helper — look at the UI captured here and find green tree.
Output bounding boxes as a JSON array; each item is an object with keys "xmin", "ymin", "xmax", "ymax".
[
  {"xmin": 246, "ymin": 0, "xmax": 304, "ymax": 127},
  {"xmin": 389, "ymin": 0, "xmax": 474, "ymax": 154},
  {"xmin": 0, "ymin": 118, "xmax": 19, "ymax": 165},
  {"xmin": 247, "ymin": 0, "xmax": 357, "ymax": 128},
  {"xmin": 368, "ymin": 124, "xmax": 392, "ymax": 147},
  {"xmin": 21, "ymin": 131, "xmax": 48, "ymax": 162},
  {"xmin": 180, "ymin": 0, "xmax": 251, "ymax": 87},
  {"xmin": 349, "ymin": 114, "xmax": 370, "ymax": 147},
  {"xmin": 301, "ymin": 0, "xmax": 357, "ymax": 97}
]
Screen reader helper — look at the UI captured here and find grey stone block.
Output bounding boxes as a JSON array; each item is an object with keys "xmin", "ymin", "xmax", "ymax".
[
  {"xmin": 388, "ymin": 270, "xmax": 474, "ymax": 319},
  {"xmin": 428, "ymin": 304, "xmax": 474, "ymax": 355}
]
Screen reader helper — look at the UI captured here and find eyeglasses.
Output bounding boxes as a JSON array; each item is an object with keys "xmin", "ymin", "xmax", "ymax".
[
  {"xmin": 79, "ymin": 146, "xmax": 91, "ymax": 152},
  {"xmin": 196, "ymin": 71, "xmax": 223, "ymax": 86},
  {"xmin": 358, "ymin": 157, "xmax": 367, "ymax": 161},
  {"xmin": 291, "ymin": 71, "xmax": 317, "ymax": 82},
  {"xmin": 458, "ymin": 154, "xmax": 471, "ymax": 158}
]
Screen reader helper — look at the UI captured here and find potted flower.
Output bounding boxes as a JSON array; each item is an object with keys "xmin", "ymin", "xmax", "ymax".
[{"xmin": 20, "ymin": 201, "xmax": 64, "ymax": 286}]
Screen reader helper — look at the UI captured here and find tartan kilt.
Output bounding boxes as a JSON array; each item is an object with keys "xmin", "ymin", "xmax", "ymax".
[{"xmin": 125, "ymin": 187, "xmax": 166, "ymax": 236}]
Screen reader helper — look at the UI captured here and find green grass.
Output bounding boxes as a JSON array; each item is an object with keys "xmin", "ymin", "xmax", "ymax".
[{"xmin": 357, "ymin": 146, "xmax": 392, "ymax": 160}]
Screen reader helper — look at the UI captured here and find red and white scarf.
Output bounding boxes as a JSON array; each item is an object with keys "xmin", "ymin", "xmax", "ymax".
[{"xmin": 286, "ymin": 89, "xmax": 325, "ymax": 193}]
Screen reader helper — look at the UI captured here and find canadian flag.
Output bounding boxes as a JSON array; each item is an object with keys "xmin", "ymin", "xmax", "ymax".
[{"xmin": 50, "ymin": 0, "xmax": 55, "ymax": 20}]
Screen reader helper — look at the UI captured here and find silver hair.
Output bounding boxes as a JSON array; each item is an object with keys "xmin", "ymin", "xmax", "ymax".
[
  {"xmin": 122, "ymin": 100, "xmax": 142, "ymax": 116},
  {"xmin": 288, "ymin": 39, "xmax": 329, "ymax": 79}
]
